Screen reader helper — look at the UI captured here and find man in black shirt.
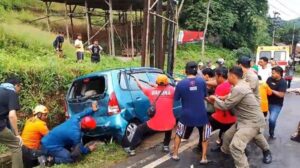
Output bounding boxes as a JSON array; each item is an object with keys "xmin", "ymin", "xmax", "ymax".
[
  {"xmin": 0, "ymin": 76, "xmax": 23, "ymax": 168},
  {"xmin": 266, "ymin": 66, "xmax": 287, "ymax": 139},
  {"xmin": 88, "ymin": 40, "xmax": 103, "ymax": 63},
  {"xmin": 53, "ymin": 32, "xmax": 65, "ymax": 58}
]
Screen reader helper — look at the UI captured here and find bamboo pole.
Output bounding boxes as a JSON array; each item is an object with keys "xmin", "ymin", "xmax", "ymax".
[
  {"xmin": 155, "ymin": 0, "xmax": 163, "ymax": 69},
  {"xmin": 69, "ymin": 5, "xmax": 75, "ymax": 40},
  {"xmin": 141, "ymin": 0, "xmax": 151, "ymax": 66},
  {"xmin": 108, "ymin": 0, "xmax": 115, "ymax": 56},
  {"xmin": 64, "ymin": 3, "xmax": 70, "ymax": 42},
  {"xmin": 173, "ymin": 0, "xmax": 185, "ymax": 68},
  {"xmin": 130, "ymin": 5, "xmax": 135, "ymax": 59},
  {"xmin": 85, "ymin": 0, "xmax": 91, "ymax": 45},
  {"xmin": 44, "ymin": 2, "xmax": 51, "ymax": 32}
]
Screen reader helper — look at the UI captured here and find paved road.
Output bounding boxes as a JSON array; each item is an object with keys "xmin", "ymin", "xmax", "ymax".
[{"xmin": 113, "ymin": 80, "xmax": 300, "ymax": 168}]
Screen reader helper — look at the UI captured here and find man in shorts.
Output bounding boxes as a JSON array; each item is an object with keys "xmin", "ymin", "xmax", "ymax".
[
  {"xmin": 171, "ymin": 61, "xmax": 211, "ymax": 165},
  {"xmin": 74, "ymin": 35, "xmax": 84, "ymax": 63}
]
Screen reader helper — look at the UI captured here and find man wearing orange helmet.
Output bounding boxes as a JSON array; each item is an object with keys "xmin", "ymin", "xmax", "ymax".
[
  {"xmin": 21, "ymin": 105, "xmax": 50, "ymax": 168},
  {"xmin": 124, "ymin": 74, "xmax": 176, "ymax": 156},
  {"xmin": 39, "ymin": 102, "xmax": 98, "ymax": 166}
]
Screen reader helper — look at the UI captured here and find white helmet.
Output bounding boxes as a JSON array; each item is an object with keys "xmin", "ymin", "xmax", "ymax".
[
  {"xmin": 216, "ymin": 58, "xmax": 225, "ymax": 65},
  {"xmin": 33, "ymin": 105, "xmax": 49, "ymax": 115}
]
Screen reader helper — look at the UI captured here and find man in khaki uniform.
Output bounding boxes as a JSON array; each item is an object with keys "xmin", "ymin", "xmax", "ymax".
[
  {"xmin": 209, "ymin": 66, "xmax": 268, "ymax": 168},
  {"xmin": 237, "ymin": 56, "xmax": 272, "ymax": 164}
]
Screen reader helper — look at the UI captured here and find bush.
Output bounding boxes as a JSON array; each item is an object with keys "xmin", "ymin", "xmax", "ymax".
[
  {"xmin": 0, "ymin": 0, "xmax": 42, "ymax": 10},
  {"xmin": 176, "ymin": 43, "xmax": 235, "ymax": 72},
  {"xmin": 233, "ymin": 47, "xmax": 254, "ymax": 59}
]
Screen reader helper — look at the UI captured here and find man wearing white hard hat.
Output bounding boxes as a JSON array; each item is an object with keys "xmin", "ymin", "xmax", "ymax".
[
  {"xmin": 21, "ymin": 105, "xmax": 50, "ymax": 168},
  {"xmin": 216, "ymin": 58, "xmax": 225, "ymax": 68}
]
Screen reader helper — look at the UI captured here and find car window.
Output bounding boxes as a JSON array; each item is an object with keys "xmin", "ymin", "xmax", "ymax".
[
  {"xmin": 127, "ymin": 73, "xmax": 150, "ymax": 90},
  {"xmin": 259, "ymin": 51, "xmax": 271, "ymax": 59},
  {"xmin": 119, "ymin": 72, "xmax": 128, "ymax": 90},
  {"xmin": 147, "ymin": 72, "xmax": 174, "ymax": 85},
  {"xmin": 274, "ymin": 51, "xmax": 286, "ymax": 61},
  {"xmin": 69, "ymin": 76, "xmax": 106, "ymax": 100}
]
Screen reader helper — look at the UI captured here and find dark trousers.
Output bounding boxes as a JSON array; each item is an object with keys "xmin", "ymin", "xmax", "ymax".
[
  {"xmin": 41, "ymin": 144, "xmax": 84, "ymax": 164},
  {"xmin": 286, "ymin": 79, "xmax": 292, "ymax": 88},
  {"xmin": 209, "ymin": 117, "xmax": 234, "ymax": 145},
  {"xmin": 130, "ymin": 123, "xmax": 172, "ymax": 150},
  {"xmin": 22, "ymin": 146, "xmax": 42, "ymax": 168},
  {"xmin": 91, "ymin": 55, "xmax": 100, "ymax": 63}
]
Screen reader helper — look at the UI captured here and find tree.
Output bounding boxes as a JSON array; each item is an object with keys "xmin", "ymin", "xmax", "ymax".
[{"xmin": 179, "ymin": 0, "xmax": 271, "ymax": 50}]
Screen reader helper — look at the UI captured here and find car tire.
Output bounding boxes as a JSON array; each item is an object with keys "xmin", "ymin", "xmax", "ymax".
[{"xmin": 122, "ymin": 120, "xmax": 140, "ymax": 146}]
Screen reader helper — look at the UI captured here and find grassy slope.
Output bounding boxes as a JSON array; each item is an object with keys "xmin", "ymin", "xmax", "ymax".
[{"xmin": 0, "ymin": 1, "xmax": 234, "ymax": 166}]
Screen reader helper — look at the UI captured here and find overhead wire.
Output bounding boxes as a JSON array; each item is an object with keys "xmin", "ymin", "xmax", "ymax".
[{"xmin": 274, "ymin": 0, "xmax": 300, "ymax": 17}]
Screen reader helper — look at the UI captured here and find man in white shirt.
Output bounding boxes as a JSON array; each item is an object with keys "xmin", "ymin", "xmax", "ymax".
[
  {"xmin": 74, "ymin": 35, "xmax": 84, "ymax": 63},
  {"xmin": 258, "ymin": 57, "xmax": 272, "ymax": 82}
]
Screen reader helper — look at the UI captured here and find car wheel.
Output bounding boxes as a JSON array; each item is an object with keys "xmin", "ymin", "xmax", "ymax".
[{"xmin": 125, "ymin": 121, "xmax": 139, "ymax": 143}]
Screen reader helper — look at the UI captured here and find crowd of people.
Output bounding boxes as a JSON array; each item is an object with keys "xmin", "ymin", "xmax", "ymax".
[
  {"xmin": 122, "ymin": 56, "xmax": 298, "ymax": 167},
  {"xmin": 0, "ymin": 55, "xmax": 299, "ymax": 168},
  {"xmin": 53, "ymin": 33, "xmax": 103, "ymax": 63}
]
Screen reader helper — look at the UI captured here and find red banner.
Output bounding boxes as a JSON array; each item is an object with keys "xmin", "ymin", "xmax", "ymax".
[{"xmin": 178, "ymin": 30, "xmax": 204, "ymax": 44}]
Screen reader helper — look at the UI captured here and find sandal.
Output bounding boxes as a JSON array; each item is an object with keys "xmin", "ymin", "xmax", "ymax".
[
  {"xmin": 291, "ymin": 135, "xmax": 300, "ymax": 143},
  {"xmin": 199, "ymin": 159, "xmax": 213, "ymax": 165},
  {"xmin": 169, "ymin": 153, "xmax": 180, "ymax": 161}
]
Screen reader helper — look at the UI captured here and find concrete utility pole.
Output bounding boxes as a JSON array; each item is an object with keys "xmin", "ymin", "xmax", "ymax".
[
  {"xmin": 201, "ymin": 0, "xmax": 212, "ymax": 58},
  {"xmin": 272, "ymin": 11, "xmax": 280, "ymax": 46},
  {"xmin": 291, "ymin": 23, "xmax": 296, "ymax": 61}
]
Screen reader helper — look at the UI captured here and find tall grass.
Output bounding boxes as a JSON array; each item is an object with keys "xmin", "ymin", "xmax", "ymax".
[
  {"xmin": 175, "ymin": 43, "xmax": 235, "ymax": 73},
  {"xmin": 0, "ymin": 22, "xmax": 139, "ymax": 129}
]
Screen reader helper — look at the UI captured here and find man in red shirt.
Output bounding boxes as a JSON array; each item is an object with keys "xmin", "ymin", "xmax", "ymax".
[
  {"xmin": 208, "ymin": 67, "xmax": 236, "ymax": 149},
  {"xmin": 124, "ymin": 74, "xmax": 176, "ymax": 156}
]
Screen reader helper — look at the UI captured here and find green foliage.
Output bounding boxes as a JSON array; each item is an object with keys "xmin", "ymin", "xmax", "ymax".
[
  {"xmin": 176, "ymin": 43, "xmax": 236, "ymax": 72},
  {"xmin": 232, "ymin": 47, "xmax": 254, "ymax": 59},
  {"xmin": 276, "ymin": 22, "xmax": 300, "ymax": 46},
  {"xmin": 0, "ymin": 0, "xmax": 42, "ymax": 10},
  {"xmin": 179, "ymin": 0, "xmax": 271, "ymax": 50}
]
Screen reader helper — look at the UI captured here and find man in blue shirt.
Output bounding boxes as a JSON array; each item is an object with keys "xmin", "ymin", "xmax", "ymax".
[
  {"xmin": 39, "ymin": 102, "xmax": 98, "ymax": 166},
  {"xmin": 171, "ymin": 61, "xmax": 211, "ymax": 164}
]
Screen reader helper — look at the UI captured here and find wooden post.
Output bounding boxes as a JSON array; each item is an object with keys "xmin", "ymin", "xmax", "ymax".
[
  {"xmin": 44, "ymin": 2, "xmax": 51, "ymax": 32},
  {"xmin": 130, "ymin": 5, "xmax": 135, "ymax": 59},
  {"xmin": 149, "ymin": 0, "xmax": 155, "ymax": 67},
  {"xmin": 155, "ymin": 0, "xmax": 163, "ymax": 69},
  {"xmin": 88, "ymin": 9, "xmax": 93, "ymax": 32},
  {"xmin": 166, "ymin": 0, "xmax": 175, "ymax": 76},
  {"xmin": 85, "ymin": 0, "xmax": 91, "ymax": 45},
  {"xmin": 126, "ymin": 23, "xmax": 129, "ymax": 57},
  {"xmin": 105, "ymin": 11, "xmax": 112, "ymax": 55},
  {"xmin": 69, "ymin": 5, "xmax": 75, "ymax": 40},
  {"xmin": 64, "ymin": 3, "xmax": 70, "ymax": 42},
  {"xmin": 108, "ymin": 0, "xmax": 115, "ymax": 56},
  {"xmin": 141, "ymin": 0, "xmax": 151, "ymax": 66}
]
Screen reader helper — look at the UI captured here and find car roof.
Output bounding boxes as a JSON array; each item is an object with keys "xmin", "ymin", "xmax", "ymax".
[{"xmin": 74, "ymin": 67, "xmax": 163, "ymax": 81}]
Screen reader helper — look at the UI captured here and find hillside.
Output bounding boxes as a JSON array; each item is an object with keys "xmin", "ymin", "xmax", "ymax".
[
  {"xmin": 289, "ymin": 18, "xmax": 300, "ymax": 27},
  {"xmin": 0, "ymin": 1, "xmax": 236, "ymax": 167}
]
